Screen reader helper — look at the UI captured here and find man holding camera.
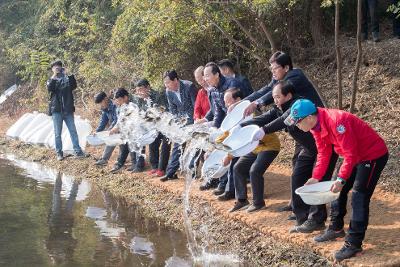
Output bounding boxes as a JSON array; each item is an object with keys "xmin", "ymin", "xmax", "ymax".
[{"xmin": 47, "ymin": 60, "xmax": 86, "ymax": 161}]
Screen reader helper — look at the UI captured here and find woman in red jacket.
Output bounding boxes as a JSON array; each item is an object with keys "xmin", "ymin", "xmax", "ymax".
[{"xmin": 286, "ymin": 99, "xmax": 389, "ymax": 261}]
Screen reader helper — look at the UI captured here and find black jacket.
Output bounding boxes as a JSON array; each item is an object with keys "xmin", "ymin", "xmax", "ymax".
[
  {"xmin": 244, "ymin": 68, "xmax": 324, "ymax": 108},
  {"xmin": 47, "ymin": 74, "xmax": 77, "ymax": 115},
  {"xmin": 241, "ymin": 96, "xmax": 317, "ymax": 156}
]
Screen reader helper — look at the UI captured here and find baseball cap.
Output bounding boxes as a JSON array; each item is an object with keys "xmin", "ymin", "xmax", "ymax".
[{"xmin": 284, "ymin": 99, "xmax": 317, "ymax": 126}]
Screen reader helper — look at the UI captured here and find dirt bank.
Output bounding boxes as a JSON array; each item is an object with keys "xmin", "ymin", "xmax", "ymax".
[{"xmin": 2, "ymin": 128, "xmax": 400, "ymax": 267}]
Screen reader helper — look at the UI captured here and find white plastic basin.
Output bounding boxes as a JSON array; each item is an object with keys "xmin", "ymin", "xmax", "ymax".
[
  {"xmin": 100, "ymin": 133, "xmax": 124, "ymax": 146},
  {"xmin": 86, "ymin": 135, "xmax": 105, "ymax": 146},
  {"xmin": 202, "ymin": 149, "xmax": 229, "ymax": 179},
  {"xmin": 220, "ymin": 100, "xmax": 253, "ymax": 132},
  {"xmin": 230, "ymin": 141, "xmax": 259, "ymax": 157},
  {"xmin": 222, "ymin": 125, "xmax": 260, "ymax": 157},
  {"xmin": 295, "ymin": 181, "xmax": 340, "ymax": 205}
]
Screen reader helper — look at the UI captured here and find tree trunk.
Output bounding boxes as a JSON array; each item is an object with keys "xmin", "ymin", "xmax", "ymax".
[
  {"xmin": 335, "ymin": 0, "xmax": 343, "ymax": 109},
  {"xmin": 310, "ymin": 0, "xmax": 323, "ymax": 46},
  {"xmin": 350, "ymin": 0, "xmax": 363, "ymax": 113}
]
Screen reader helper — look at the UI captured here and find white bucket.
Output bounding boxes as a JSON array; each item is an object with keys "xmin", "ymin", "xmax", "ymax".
[
  {"xmin": 220, "ymin": 100, "xmax": 253, "ymax": 132},
  {"xmin": 202, "ymin": 149, "xmax": 229, "ymax": 179},
  {"xmin": 222, "ymin": 125, "xmax": 260, "ymax": 157},
  {"xmin": 295, "ymin": 181, "xmax": 340, "ymax": 205},
  {"xmin": 86, "ymin": 135, "xmax": 105, "ymax": 146}
]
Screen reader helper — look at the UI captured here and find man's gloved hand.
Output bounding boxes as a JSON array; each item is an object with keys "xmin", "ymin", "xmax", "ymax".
[{"xmin": 252, "ymin": 127, "xmax": 265, "ymax": 141}]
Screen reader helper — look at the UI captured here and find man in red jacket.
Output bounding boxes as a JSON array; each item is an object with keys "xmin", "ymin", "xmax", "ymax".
[
  {"xmin": 193, "ymin": 66, "xmax": 210, "ymax": 121},
  {"xmin": 285, "ymin": 99, "xmax": 389, "ymax": 261}
]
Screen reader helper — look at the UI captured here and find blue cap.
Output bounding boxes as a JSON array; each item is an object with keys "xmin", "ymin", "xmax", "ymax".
[{"xmin": 284, "ymin": 99, "xmax": 317, "ymax": 126}]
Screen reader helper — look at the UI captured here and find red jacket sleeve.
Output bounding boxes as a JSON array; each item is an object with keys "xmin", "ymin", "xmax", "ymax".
[{"xmin": 311, "ymin": 131, "xmax": 333, "ymax": 181}]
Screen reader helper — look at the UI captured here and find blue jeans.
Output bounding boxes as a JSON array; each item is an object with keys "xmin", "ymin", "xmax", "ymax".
[{"xmin": 52, "ymin": 112, "xmax": 82, "ymax": 155}]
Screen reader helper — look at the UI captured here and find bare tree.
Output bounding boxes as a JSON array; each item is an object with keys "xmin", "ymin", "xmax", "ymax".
[
  {"xmin": 350, "ymin": 0, "xmax": 363, "ymax": 113},
  {"xmin": 335, "ymin": 0, "xmax": 343, "ymax": 109}
]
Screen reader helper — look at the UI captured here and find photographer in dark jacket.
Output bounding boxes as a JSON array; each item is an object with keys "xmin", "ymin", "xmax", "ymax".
[
  {"xmin": 47, "ymin": 60, "xmax": 85, "ymax": 161},
  {"xmin": 241, "ymin": 81, "xmax": 338, "ymax": 233}
]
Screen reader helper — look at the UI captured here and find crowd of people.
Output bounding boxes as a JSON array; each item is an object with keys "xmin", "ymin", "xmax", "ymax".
[{"xmin": 46, "ymin": 50, "xmax": 389, "ymax": 261}]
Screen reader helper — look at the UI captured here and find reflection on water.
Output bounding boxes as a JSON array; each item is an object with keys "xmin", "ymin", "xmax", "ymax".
[{"xmin": 0, "ymin": 156, "xmax": 192, "ymax": 267}]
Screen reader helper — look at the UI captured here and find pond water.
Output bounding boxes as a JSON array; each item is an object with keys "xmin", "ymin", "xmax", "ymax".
[{"xmin": 0, "ymin": 155, "xmax": 194, "ymax": 267}]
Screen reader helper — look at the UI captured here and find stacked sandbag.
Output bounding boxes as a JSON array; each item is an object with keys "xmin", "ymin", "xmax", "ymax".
[{"xmin": 6, "ymin": 112, "xmax": 92, "ymax": 152}]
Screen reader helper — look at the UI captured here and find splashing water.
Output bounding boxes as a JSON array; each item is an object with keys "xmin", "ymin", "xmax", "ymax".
[{"xmin": 116, "ymin": 104, "xmax": 241, "ymax": 265}]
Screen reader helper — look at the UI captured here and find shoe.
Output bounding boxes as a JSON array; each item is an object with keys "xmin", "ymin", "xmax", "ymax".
[
  {"xmin": 131, "ymin": 167, "xmax": 144, "ymax": 173},
  {"xmin": 217, "ymin": 191, "xmax": 235, "ymax": 201},
  {"xmin": 229, "ymin": 200, "xmax": 250, "ymax": 212},
  {"xmin": 314, "ymin": 229, "xmax": 346, "ymax": 242},
  {"xmin": 160, "ymin": 174, "xmax": 178, "ymax": 182},
  {"xmin": 199, "ymin": 182, "xmax": 216, "ymax": 191},
  {"xmin": 148, "ymin": 169, "xmax": 158, "ymax": 175},
  {"xmin": 287, "ymin": 213, "xmax": 296, "ymax": 221},
  {"xmin": 57, "ymin": 153, "xmax": 64, "ymax": 161},
  {"xmin": 372, "ymin": 32, "xmax": 379, "ymax": 42},
  {"xmin": 246, "ymin": 203, "xmax": 266, "ymax": 213},
  {"xmin": 334, "ymin": 242, "xmax": 362, "ymax": 261},
  {"xmin": 95, "ymin": 159, "xmax": 107, "ymax": 166},
  {"xmin": 277, "ymin": 205, "xmax": 292, "ymax": 212},
  {"xmin": 213, "ymin": 188, "xmax": 225, "ymax": 196},
  {"xmin": 111, "ymin": 165, "xmax": 123, "ymax": 173},
  {"xmin": 289, "ymin": 219, "xmax": 325, "ymax": 234},
  {"xmin": 74, "ymin": 151, "xmax": 89, "ymax": 158},
  {"xmin": 155, "ymin": 170, "xmax": 165, "ymax": 177}
]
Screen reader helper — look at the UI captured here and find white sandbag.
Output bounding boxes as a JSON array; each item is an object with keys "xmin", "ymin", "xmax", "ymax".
[
  {"xmin": 0, "ymin": 84, "xmax": 17, "ymax": 104},
  {"xmin": 28, "ymin": 120, "xmax": 54, "ymax": 145},
  {"xmin": 6, "ymin": 112, "xmax": 36, "ymax": 138},
  {"xmin": 19, "ymin": 113, "xmax": 49, "ymax": 141},
  {"xmin": 21, "ymin": 115, "xmax": 52, "ymax": 143}
]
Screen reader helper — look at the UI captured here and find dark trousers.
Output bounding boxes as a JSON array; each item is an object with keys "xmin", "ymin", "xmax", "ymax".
[
  {"xmin": 291, "ymin": 147, "xmax": 338, "ymax": 225},
  {"xmin": 165, "ymin": 143, "xmax": 183, "ymax": 177},
  {"xmin": 362, "ymin": 0, "xmax": 379, "ymax": 34},
  {"xmin": 234, "ymin": 150, "xmax": 279, "ymax": 206},
  {"xmin": 329, "ymin": 153, "xmax": 388, "ymax": 247},
  {"xmin": 149, "ymin": 133, "xmax": 171, "ymax": 170},
  {"xmin": 392, "ymin": 0, "xmax": 400, "ymax": 36},
  {"xmin": 218, "ymin": 157, "xmax": 238, "ymax": 193},
  {"xmin": 116, "ymin": 143, "xmax": 145, "ymax": 168}
]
